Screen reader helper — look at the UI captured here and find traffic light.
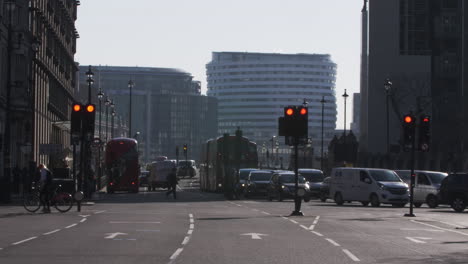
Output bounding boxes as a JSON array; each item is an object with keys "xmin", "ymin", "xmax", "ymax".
[
  {"xmin": 183, "ymin": 144, "xmax": 187, "ymax": 154},
  {"xmin": 279, "ymin": 106, "xmax": 308, "ymax": 138},
  {"xmin": 82, "ymin": 104, "xmax": 96, "ymax": 136},
  {"xmin": 402, "ymin": 113, "xmax": 415, "ymax": 151},
  {"xmin": 71, "ymin": 103, "xmax": 83, "ymax": 137},
  {"xmin": 418, "ymin": 115, "xmax": 431, "ymax": 152}
]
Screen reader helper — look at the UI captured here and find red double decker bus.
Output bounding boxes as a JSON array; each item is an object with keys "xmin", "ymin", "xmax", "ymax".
[{"xmin": 105, "ymin": 137, "xmax": 140, "ymax": 193}]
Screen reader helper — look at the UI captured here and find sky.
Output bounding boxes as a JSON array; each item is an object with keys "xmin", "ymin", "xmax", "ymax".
[{"xmin": 76, "ymin": 0, "xmax": 363, "ymax": 130}]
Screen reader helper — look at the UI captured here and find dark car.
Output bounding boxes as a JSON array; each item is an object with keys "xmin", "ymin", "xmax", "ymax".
[
  {"xmin": 298, "ymin": 169, "xmax": 325, "ymax": 198},
  {"xmin": 139, "ymin": 170, "xmax": 149, "ymax": 187},
  {"xmin": 245, "ymin": 170, "xmax": 273, "ymax": 197},
  {"xmin": 267, "ymin": 172, "xmax": 311, "ymax": 202},
  {"xmin": 238, "ymin": 168, "xmax": 259, "ymax": 194},
  {"xmin": 438, "ymin": 173, "xmax": 468, "ymax": 212},
  {"xmin": 177, "ymin": 160, "xmax": 196, "ymax": 178},
  {"xmin": 319, "ymin": 177, "xmax": 331, "ymax": 202}
]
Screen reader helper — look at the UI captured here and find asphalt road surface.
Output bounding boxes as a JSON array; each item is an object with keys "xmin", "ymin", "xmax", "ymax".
[{"xmin": 0, "ymin": 177, "xmax": 467, "ymax": 264}]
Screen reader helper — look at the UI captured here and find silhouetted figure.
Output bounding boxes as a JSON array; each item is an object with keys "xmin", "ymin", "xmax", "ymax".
[
  {"xmin": 166, "ymin": 168, "xmax": 178, "ymax": 199},
  {"xmin": 35, "ymin": 164, "xmax": 52, "ymax": 213}
]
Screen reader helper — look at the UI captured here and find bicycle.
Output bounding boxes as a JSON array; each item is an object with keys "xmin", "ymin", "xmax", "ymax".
[{"xmin": 23, "ymin": 184, "xmax": 74, "ymax": 213}]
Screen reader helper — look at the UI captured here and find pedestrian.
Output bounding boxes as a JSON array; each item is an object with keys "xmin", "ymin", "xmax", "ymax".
[
  {"xmin": 35, "ymin": 164, "xmax": 53, "ymax": 213},
  {"xmin": 166, "ymin": 167, "xmax": 178, "ymax": 199}
]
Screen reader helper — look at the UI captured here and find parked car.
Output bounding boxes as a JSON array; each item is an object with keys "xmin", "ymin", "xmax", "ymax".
[
  {"xmin": 177, "ymin": 160, "xmax": 196, "ymax": 178},
  {"xmin": 245, "ymin": 170, "xmax": 273, "ymax": 197},
  {"xmin": 394, "ymin": 170, "xmax": 447, "ymax": 208},
  {"xmin": 329, "ymin": 167, "xmax": 408, "ymax": 207},
  {"xmin": 299, "ymin": 169, "xmax": 325, "ymax": 198},
  {"xmin": 319, "ymin": 177, "xmax": 331, "ymax": 202},
  {"xmin": 438, "ymin": 173, "xmax": 468, "ymax": 212},
  {"xmin": 139, "ymin": 170, "xmax": 150, "ymax": 187},
  {"xmin": 267, "ymin": 172, "xmax": 311, "ymax": 202}
]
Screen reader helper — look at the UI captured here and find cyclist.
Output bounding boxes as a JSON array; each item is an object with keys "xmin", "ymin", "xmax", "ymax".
[{"xmin": 35, "ymin": 164, "xmax": 53, "ymax": 213}]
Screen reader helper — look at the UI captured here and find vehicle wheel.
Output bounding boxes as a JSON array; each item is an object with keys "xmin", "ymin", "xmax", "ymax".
[
  {"xmin": 370, "ymin": 194, "xmax": 380, "ymax": 207},
  {"xmin": 361, "ymin": 201, "xmax": 369, "ymax": 207},
  {"xmin": 413, "ymin": 203, "xmax": 422, "ymax": 208},
  {"xmin": 426, "ymin": 195, "xmax": 438, "ymax": 208},
  {"xmin": 320, "ymin": 193, "xmax": 327, "ymax": 202},
  {"xmin": 451, "ymin": 197, "xmax": 466, "ymax": 212},
  {"xmin": 23, "ymin": 193, "xmax": 41, "ymax": 213},
  {"xmin": 54, "ymin": 193, "xmax": 74, "ymax": 213},
  {"xmin": 334, "ymin": 192, "xmax": 344, "ymax": 206},
  {"xmin": 303, "ymin": 197, "xmax": 310, "ymax": 202},
  {"xmin": 392, "ymin": 203, "xmax": 406, "ymax": 208}
]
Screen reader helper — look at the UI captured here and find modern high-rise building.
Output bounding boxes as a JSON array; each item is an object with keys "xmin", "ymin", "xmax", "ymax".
[
  {"xmin": 351, "ymin": 93, "xmax": 361, "ymax": 138},
  {"xmin": 206, "ymin": 52, "xmax": 337, "ymax": 165},
  {"xmin": 78, "ymin": 66, "xmax": 218, "ymax": 164},
  {"xmin": 361, "ymin": 0, "xmax": 468, "ymax": 171}
]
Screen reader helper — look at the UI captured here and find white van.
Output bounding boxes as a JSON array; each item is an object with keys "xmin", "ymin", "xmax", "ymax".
[
  {"xmin": 394, "ymin": 170, "xmax": 447, "ymax": 208},
  {"xmin": 329, "ymin": 167, "xmax": 409, "ymax": 207}
]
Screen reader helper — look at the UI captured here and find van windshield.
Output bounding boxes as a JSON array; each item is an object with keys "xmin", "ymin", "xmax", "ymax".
[
  {"xmin": 427, "ymin": 172, "xmax": 447, "ymax": 184},
  {"xmin": 370, "ymin": 170, "xmax": 401, "ymax": 182},
  {"xmin": 279, "ymin": 175, "xmax": 306, "ymax": 183}
]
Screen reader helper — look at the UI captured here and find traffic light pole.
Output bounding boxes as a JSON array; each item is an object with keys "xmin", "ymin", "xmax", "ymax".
[
  {"xmin": 291, "ymin": 137, "xmax": 303, "ymax": 216},
  {"xmin": 404, "ymin": 126, "xmax": 416, "ymax": 217}
]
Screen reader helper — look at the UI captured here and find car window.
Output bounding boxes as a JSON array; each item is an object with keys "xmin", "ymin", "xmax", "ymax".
[
  {"xmin": 427, "ymin": 172, "xmax": 447, "ymax": 184},
  {"xmin": 279, "ymin": 174, "xmax": 306, "ymax": 183},
  {"xmin": 417, "ymin": 174, "xmax": 430, "ymax": 185},
  {"xmin": 395, "ymin": 171, "xmax": 410, "ymax": 182},
  {"xmin": 360, "ymin": 171, "xmax": 370, "ymax": 182},
  {"xmin": 239, "ymin": 170, "xmax": 252, "ymax": 180},
  {"xmin": 300, "ymin": 171, "xmax": 324, "ymax": 182},
  {"xmin": 250, "ymin": 172, "xmax": 272, "ymax": 181},
  {"xmin": 447, "ymin": 175, "xmax": 462, "ymax": 185},
  {"xmin": 369, "ymin": 170, "xmax": 401, "ymax": 182}
]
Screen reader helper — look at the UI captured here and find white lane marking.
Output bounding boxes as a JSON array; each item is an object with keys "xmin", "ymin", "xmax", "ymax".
[
  {"xmin": 406, "ymin": 237, "xmax": 432, "ymax": 244},
  {"xmin": 343, "ymin": 249, "xmax": 360, "ymax": 262},
  {"xmin": 241, "ymin": 233, "xmax": 268, "ymax": 240},
  {"xmin": 189, "ymin": 214, "xmax": 193, "ymax": 218},
  {"xmin": 105, "ymin": 232, "xmax": 128, "ymax": 239},
  {"xmin": 325, "ymin": 238, "xmax": 340, "ymax": 247},
  {"xmin": 190, "ymin": 224, "xmax": 194, "ymax": 229},
  {"xmin": 109, "ymin": 221, "xmax": 160, "ymax": 224},
  {"xmin": 400, "ymin": 228, "xmax": 444, "ymax": 232},
  {"xmin": 300, "ymin": 225, "xmax": 309, "ymax": 230},
  {"xmin": 252, "ymin": 209, "xmax": 259, "ymax": 212},
  {"xmin": 311, "ymin": 231, "xmax": 324, "ymax": 237},
  {"xmin": 94, "ymin": 210, "xmax": 106, "ymax": 214},
  {"xmin": 79, "ymin": 215, "xmax": 90, "ymax": 218},
  {"xmin": 136, "ymin": 229, "xmax": 160, "ymax": 232},
  {"xmin": 281, "ymin": 216, "xmax": 288, "ymax": 220},
  {"xmin": 411, "ymin": 220, "xmax": 468, "ymax": 237},
  {"xmin": 189, "ymin": 218, "xmax": 194, "ymax": 223},
  {"xmin": 80, "ymin": 218, "xmax": 87, "ymax": 223},
  {"xmin": 261, "ymin": 211, "xmax": 270, "ymax": 215},
  {"xmin": 170, "ymin": 248, "xmax": 184, "ymax": 260},
  {"xmin": 236, "ymin": 204, "xmax": 242, "ymax": 207},
  {"xmin": 309, "ymin": 224, "xmax": 316, "ymax": 230},
  {"xmin": 187, "ymin": 229, "xmax": 193, "ymax": 235},
  {"xmin": 182, "ymin": 236, "xmax": 190, "ymax": 245},
  {"xmin": 65, "ymin": 223, "xmax": 77, "ymax": 229},
  {"xmin": 313, "ymin": 216, "xmax": 320, "ymax": 225},
  {"xmin": 12, "ymin": 236, "xmax": 37, "ymax": 245},
  {"xmin": 43, "ymin": 229, "xmax": 60, "ymax": 235},
  {"xmin": 290, "ymin": 220, "xmax": 298, "ymax": 224}
]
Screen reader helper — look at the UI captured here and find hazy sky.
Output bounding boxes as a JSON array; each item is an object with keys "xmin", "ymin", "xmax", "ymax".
[{"xmin": 76, "ymin": 0, "xmax": 363, "ymax": 129}]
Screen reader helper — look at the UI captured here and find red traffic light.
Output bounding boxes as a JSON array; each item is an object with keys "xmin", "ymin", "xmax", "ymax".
[
  {"xmin": 404, "ymin": 115, "xmax": 414, "ymax": 124},
  {"xmin": 299, "ymin": 107, "xmax": 307, "ymax": 115},
  {"xmin": 73, "ymin": 104, "xmax": 81, "ymax": 112},
  {"xmin": 285, "ymin": 108, "xmax": 294, "ymax": 116},
  {"xmin": 422, "ymin": 117, "xmax": 430, "ymax": 122},
  {"xmin": 86, "ymin": 104, "xmax": 95, "ymax": 113}
]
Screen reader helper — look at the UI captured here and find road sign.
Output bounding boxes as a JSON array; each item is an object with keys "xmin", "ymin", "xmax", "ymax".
[{"xmin": 241, "ymin": 233, "xmax": 268, "ymax": 240}]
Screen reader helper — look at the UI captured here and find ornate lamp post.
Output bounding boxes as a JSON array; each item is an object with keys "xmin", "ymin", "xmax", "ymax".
[
  {"xmin": 96, "ymin": 90, "xmax": 104, "ymax": 191},
  {"xmin": 105, "ymin": 97, "xmax": 111, "ymax": 142},
  {"xmin": 85, "ymin": 66, "xmax": 94, "ymax": 104},
  {"xmin": 110, "ymin": 100, "xmax": 115, "ymax": 138},
  {"xmin": 384, "ymin": 78, "xmax": 393, "ymax": 155},
  {"xmin": 320, "ymin": 96, "xmax": 326, "ymax": 171},
  {"xmin": 342, "ymin": 89, "xmax": 349, "ymax": 163},
  {"xmin": 128, "ymin": 80, "xmax": 134, "ymax": 137}
]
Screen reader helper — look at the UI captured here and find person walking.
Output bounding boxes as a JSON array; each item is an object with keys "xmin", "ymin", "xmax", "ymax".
[
  {"xmin": 166, "ymin": 167, "xmax": 178, "ymax": 199},
  {"xmin": 35, "ymin": 164, "xmax": 53, "ymax": 213}
]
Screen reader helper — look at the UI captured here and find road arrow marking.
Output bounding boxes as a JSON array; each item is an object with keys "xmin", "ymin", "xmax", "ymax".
[
  {"xmin": 406, "ymin": 237, "xmax": 432, "ymax": 244},
  {"xmin": 105, "ymin": 232, "xmax": 128, "ymax": 239},
  {"xmin": 241, "ymin": 233, "xmax": 268, "ymax": 240}
]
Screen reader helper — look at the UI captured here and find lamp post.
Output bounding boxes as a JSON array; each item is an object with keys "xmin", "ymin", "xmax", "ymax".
[
  {"xmin": 29, "ymin": 37, "xmax": 40, "ymax": 194},
  {"xmin": 320, "ymin": 96, "xmax": 326, "ymax": 171},
  {"xmin": 105, "ymin": 97, "xmax": 111, "ymax": 142},
  {"xmin": 342, "ymin": 89, "xmax": 349, "ymax": 163},
  {"xmin": 384, "ymin": 78, "xmax": 393, "ymax": 155},
  {"xmin": 97, "ymin": 90, "xmax": 104, "ymax": 191},
  {"xmin": 128, "ymin": 80, "xmax": 134, "ymax": 137},
  {"xmin": 85, "ymin": 66, "xmax": 94, "ymax": 104},
  {"xmin": 271, "ymin": 136, "xmax": 276, "ymax": 168},
  {"xmin": 110, "ymin": 100, "xmax": 115, "ymax": 139}
]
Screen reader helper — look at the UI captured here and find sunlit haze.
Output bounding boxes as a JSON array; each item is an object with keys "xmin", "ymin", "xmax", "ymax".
[{"xmin": 76, "ymin": 0, "xmax": 362, "ymax": 129}]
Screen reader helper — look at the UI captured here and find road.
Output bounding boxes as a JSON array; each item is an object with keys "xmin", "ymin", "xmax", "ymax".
[{"xmin": 0, "ymin": 176, "xmax": 467, "ymax": 264}]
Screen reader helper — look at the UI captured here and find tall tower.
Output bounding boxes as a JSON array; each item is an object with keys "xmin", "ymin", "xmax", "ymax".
[{"xmin": 359, "ymin": 0, "xmax": 369, "ymax": 152}]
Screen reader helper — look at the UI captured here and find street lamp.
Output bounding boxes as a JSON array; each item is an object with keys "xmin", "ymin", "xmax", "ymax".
[
  {"xmin": 96, "ymin": 90, "xmax": 104, "ymax": 191},
  {"xmin": 128, "ymin": 80, "xmax": 134, "ymax": 137},
  {"xmin": 384, "ymin": 78, "xmax": 393, "ymax": 155},
  {"xmin": 320, "ymin": 96, "xmax": 326, "ymax": 171},
  {"xmin": 342, "ymin": 89, "xmax": 349, "ymax": 163},
  {"xmin": 29, "ymin": 37, "xmax": 41, "ymax": 192},
  {"xmin": 110, "ymin": 100, "xmax": 115, "ymax": 138},
  {"xmin": 85, "ymin": 66, "xmax": 94, "ymax": 104}
]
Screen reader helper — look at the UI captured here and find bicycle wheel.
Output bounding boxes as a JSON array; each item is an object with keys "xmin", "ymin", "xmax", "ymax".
[
  {"xmin": 23, "ymin": 193, "xmax": 41, "ymax": 213},
  {"xmin": 54, "ymin": 192, "xmax": 74, "ymax": 213}
]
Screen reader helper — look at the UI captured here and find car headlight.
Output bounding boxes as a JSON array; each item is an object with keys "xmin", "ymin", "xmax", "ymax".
[
  {"xmin": 282, "ymin": 185, "xmax": 289, "ymax": 192},
  {"xmin": 304, "ymin": 183, "xmax": 310, "ymax": 190},
  {"xmin": 241, "ymin": 183, "xmax": 245, "ymax": 187},
  {"xmin": 378, "ymin": 183, "xmax": 388, "ymax": 191}
]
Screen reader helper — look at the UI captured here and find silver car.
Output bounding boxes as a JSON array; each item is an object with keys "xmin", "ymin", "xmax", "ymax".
[{"xmin": 394, "ymin": 170, "xmax": 447, "ymax": 208}]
